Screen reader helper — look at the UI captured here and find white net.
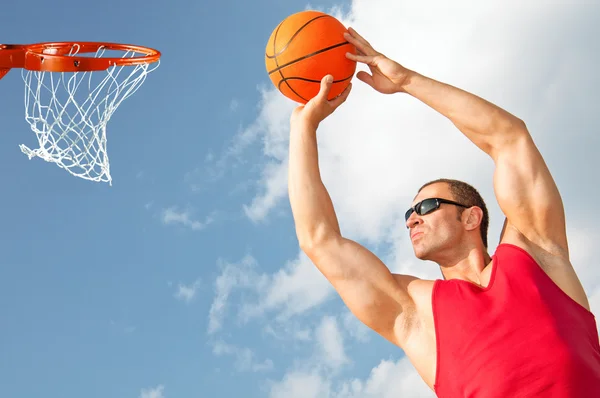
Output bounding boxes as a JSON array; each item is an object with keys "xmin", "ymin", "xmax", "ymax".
[{"xmin": 20, "ymin": 45, "xmax": 159, "ymax": 184}]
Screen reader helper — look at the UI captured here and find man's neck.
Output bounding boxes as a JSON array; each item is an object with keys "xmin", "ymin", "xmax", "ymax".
[{"xmin": 439, "ymin": 247, "xmax": 492, "ymax": 286}]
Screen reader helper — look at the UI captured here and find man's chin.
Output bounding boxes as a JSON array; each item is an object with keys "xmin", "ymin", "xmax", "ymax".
[
  {"xmin": 412, "ymin": 246, "xmax": 428, "ymax": 261},
  {"xmin": 412, "ymin": 243, "xmax": 435, "ymax": 262}
]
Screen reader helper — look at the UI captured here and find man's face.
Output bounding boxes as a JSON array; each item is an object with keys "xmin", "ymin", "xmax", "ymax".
[{"xmin": 406, "ymin": 183, "xmax": 465, "ymax": 261}]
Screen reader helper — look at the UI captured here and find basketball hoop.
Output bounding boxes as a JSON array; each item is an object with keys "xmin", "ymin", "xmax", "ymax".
[{"xmin": 0, "ymin": 42, "xmax": 161, "ymax": 184}]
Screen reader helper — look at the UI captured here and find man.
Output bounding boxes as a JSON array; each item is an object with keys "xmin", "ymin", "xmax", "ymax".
[{"xmin": 287, "ymin": 27, "xmax": 600, "ymax": 396}]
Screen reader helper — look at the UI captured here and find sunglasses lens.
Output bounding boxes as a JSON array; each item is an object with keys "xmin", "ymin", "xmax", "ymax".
[
  {"xmin": 419, "ymin": 199, "xmax": 439, "ymax": 215},
  {"xmin": 405, "ymin": 198, "xmax": 442, "ymax": 223}
]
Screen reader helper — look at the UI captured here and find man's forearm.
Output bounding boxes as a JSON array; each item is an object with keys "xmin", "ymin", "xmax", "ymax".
[
  {"xmin": 403, "ymin": 71, "xmax": 527, "ymax": 157},
  {"xmin": 288, "ymin": 123, "xmax": 341, "ymax": 249}
]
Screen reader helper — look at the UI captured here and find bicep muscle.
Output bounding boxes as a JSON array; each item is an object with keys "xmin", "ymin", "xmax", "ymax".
[{"xmin": 493, "ymin": 132, "xmax": 568, "ymax": 256}]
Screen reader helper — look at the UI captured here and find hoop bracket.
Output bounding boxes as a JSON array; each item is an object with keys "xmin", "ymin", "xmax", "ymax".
[{"xmin": 0, "ymin": 45, "xmax": 27, "ymax": 79}]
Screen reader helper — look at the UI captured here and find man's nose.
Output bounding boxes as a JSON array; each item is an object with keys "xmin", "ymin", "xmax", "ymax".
[{"xmin": 406, "ymin": 212, "xmax": 422, "ymax": 229}]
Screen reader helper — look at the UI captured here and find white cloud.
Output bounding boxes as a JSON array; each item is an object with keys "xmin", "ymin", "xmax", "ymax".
[
  {"xmin": 139, "ymin": 385, "xmax": 164, "ymax": 398},
  {"xmin": 212, "ymin": 340, "xmax": 274, "ymax": 373},
  {"xmin": 243, "ymin": 159, "xmax": 289, "ymax": 223},
  {"xmin": 161, "ymin": 207, "xmax": 212, "ymax": 230},
  {"xmin": 565, "ymin": 226, "xmax": 600, "ymax": 317},
  {"xmin": 109, "ymin": 320, "xmax": 136, "ymax": 335},
  {"xmin": 316, "ymin": 316, "xmax": 349, "ymax": 370},
  {"xmin": 341, "ymin": 310, "xmax": 371, "ymax": 343},
  {"xmin": 264, "ymin": 322, "xmax": 312, "ymax": 342},
  {"xmin": 590, "ymin": 290, "xmax": 600, "ymax": 320},
  {"xmin": 207, "ymin": 252, "xmax": 334, "ymax": 335},
  {"xmin": 269, "ymin": 372, "xmax": 332, "ymax": 398},
  {"xmin": 240, "ymin": 252, "xmax": 334, "ymax": 322},
  {"xmin": 207, "ymin": 255, "xmax": 267, "ymax": 334},
  {"xmin": 230, "ymin": 99, "xmax": 240, "ymax": 112},
  {"xmin": 268, "ymin": 357, "xmax": 434, "ymax": 398},
  {"xmin": 173, "ymin": 278, "xmax": 202, "ymax": 303},
  {"xmin": 334, "ymin": 358, "xmax": 435, "ymax": 398},
  {"xmin": 197, "ymin": 88, "xmax": 297, "ymax": 190}
]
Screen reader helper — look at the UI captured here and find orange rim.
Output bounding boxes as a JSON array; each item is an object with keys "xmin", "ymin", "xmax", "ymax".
[{"xmin": 0, "ymin": 42, "xmax": 160, "ymax": 73}]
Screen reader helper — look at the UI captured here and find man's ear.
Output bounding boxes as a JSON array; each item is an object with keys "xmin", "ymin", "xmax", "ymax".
[{"xmin": 463, "ymin": 207, "xmax": 484, "ymax": 232}]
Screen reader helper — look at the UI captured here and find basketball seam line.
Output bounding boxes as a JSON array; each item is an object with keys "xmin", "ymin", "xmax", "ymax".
[
  {"xmin": 277, "ymin": 73, "xmax": 353, "ymax": 101},
  {"xmin": 267, "ymin": 41, "xmax": 352, "ymax": 75},
  {"xmin": 265, "ymin": 14, "xmax": 331, "ymax": 59},
  {"xmin": 273, "ymin": 17, "xmax": 308, "ymax": 102},
  {"xmin": 278, "ymin": 74, "xmax": 354, "ymax": 85}
]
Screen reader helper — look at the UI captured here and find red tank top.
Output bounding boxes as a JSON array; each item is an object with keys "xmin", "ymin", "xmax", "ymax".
[{"xmin": 433, "ymin": 243, "xmax": 600, "ymax": 397}]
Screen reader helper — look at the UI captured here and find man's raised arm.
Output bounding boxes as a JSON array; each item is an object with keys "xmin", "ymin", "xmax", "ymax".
[
  {"xmin": 288, "ymin": 76, "xmax": 418, "ymax": 346},
  {"xmin": 345, "ymin": 27, "xmax": 568, "ymax": 258}
]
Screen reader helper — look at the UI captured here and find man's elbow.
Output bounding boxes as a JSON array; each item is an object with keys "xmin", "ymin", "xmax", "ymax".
[
  {"xmin": 490, "ymin": 118, "xmax": 530, "ymax": 159},
  {"xmin": 297, "ymin": 223, "xmax": 340, "ymax": 255}
]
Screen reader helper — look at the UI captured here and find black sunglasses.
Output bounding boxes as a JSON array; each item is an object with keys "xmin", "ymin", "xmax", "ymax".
[{"xmin": 405, "ymin": 197, "xmax": 469, "ymax": 223}]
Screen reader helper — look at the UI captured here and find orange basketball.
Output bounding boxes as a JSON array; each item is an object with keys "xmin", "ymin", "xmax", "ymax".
[{"xmin": 265, "ymin": 10, "xmax": 357, "ymax": 104}]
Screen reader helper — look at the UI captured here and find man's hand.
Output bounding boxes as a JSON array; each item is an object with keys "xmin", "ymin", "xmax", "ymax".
[
  {"xmin": 291, "ymin": 75, "xmax": 352, "ymax": 130},
  {"xmin": 344, "ymin": 27, "xmax": 411, "ymax": 94}
]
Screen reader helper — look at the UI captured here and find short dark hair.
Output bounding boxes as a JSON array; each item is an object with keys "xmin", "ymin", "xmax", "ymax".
[{"xmin": 418, "ymin": 178, "xmax": 489, "ymax": 248}]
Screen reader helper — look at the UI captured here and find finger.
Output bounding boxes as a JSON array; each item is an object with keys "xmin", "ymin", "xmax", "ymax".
[
  {"xmin": 356, "ymin": 71, "xmax": 375, "ymax": 87},
  {"xmin": 346, "ymin": 52, "xmax": 375, "ymax": 64},
  {"xmin": 344, "ymin": 27, "xmax": 376, "ymax": 55},
  {"xmin": 347, "ymin": 27, "xmax": 367, "ymax": 43},
  {"xmin": 315, "ymin": 74, "xmax": 334, "ymax": 102},
  {"xmin": 343, "ymin": 31, "xmax": 368, "ymax": 53}
]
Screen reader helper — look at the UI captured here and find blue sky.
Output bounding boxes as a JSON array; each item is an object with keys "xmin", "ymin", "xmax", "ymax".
[{"xmin": 2, "ymin": 1, "xmax": 600, "ymax": 398}]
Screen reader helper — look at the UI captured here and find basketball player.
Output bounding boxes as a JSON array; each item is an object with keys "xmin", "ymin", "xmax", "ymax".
[{"xmin": 287, "ymin": 26, "xmax": 600, "ymax": 396}]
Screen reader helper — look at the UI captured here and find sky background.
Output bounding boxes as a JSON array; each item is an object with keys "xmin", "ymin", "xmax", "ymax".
[{"xmin": 1, "ymin": 0, "xmax": 599, "ymax": 397}]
